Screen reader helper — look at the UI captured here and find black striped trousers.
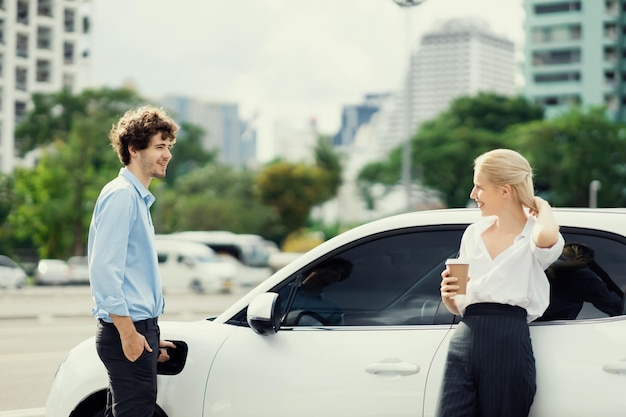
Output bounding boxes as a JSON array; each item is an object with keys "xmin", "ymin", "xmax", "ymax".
[{"xmin": 436, "ymin": 303, "xmax": 536, "ymax": 417}]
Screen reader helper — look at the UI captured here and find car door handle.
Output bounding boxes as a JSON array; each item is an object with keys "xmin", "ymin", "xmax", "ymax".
[
  {"xmin": 365, "ymin": 358, "xmax": 420, "ymax": 376},
  {"xmin": 603, "ymin": 359, "xmax": 626, "ymax": 375}
]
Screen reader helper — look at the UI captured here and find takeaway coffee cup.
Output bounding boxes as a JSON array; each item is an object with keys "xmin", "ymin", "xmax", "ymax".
[{"xmin": 445, "ymin": 258, "xmax": 469, "ymax": 298}]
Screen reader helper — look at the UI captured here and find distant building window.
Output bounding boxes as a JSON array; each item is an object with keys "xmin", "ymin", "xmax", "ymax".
[
  {"xmin": 15, "ymin": 67, "xmax": 27, "ymax": 91},
  {"xmin": 605, "ymin": 94, "xmax": 618, "ymax": 111},
  {"xmin": 37, "ymin": 26, "xmax": 52, "ymax": 49},
  {"xmin": 15, "ymin": 100, "xmax": 27, "ymax": 124},
  {"xmin": 536, "ymin": 95, "xmax": 580, "ymax": 107},
  {"xmin": 16, "ymin": 33, "xmax": 28, "ymax": 58},
  {"xmin": 0, "ymin": 19, "xmax": 4, "ymax": 44},
  {"xmin": 532, "ymin": 24, "xmax": 582, "ymax": 43},
  {"xmin": 36, "ymin": 59, "xmax": 51, "ymax": 82},
  {"xmin": 605, "ymin": 23, "xmax": 618, "ymax": 40},
  {"xmin": 64, "ymin": 8, "xmax": 75, "ymax": 32},
  {"xmin": 605, "ymin": 70, "xmax": 617, "ymax": 86},
  {"xmin": 82, "ymin": 15, "xmax": 90, "ymax": 34},
  {"xmin": 62, "ymin": 72, "xmax": 74, "ymax": 90},
  {"xmin": 605, "ymin": 0, "xmax": 618, "ymax": 15},
  {"xmin": 534, "ymin": 72, "xmax": 580, "ymax": 83},
  {"xmin": 606, "ymin": 46, "xmax": 618, "ymax": 62},
  {"xmin": 17, "ymin": 0, "xmax": 29, "ymax": 24},
  {"xmin": 535, "ymin": 2, "xmax": 581, "ymax": 14},
  {"xmin": 64, "ymin": 42, "xmax": 74, "ymax": 64},
  {"xmin": 38, "ymin": 0, "xmax": 53, "ymax": 17},
  {"xmin": 533, "ymin": 49, "xmax": 581, "ymax": 66}
]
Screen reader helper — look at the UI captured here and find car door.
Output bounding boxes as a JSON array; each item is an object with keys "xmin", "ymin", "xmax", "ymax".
[
  {"xmin": 424, "ymin": 227, "xmax": 626, "ymax": 417},
  {"xmin": 203, "ymin": 227, "xmax": 464, "ymax": 417}
]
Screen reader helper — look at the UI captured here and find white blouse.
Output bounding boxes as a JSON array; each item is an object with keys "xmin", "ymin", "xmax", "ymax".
[{"xmin": 455, "ymin": 215, "xmax": 565, "ymax": 322}]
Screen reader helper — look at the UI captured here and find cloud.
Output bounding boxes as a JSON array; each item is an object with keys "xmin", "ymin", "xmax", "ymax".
[{"xmin": 87, "ymin": 0, "xmax": 524, "ymax": 152}]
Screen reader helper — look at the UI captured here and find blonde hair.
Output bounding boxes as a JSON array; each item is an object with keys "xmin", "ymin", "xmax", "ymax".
[{"xmin": 474, "ymin": 149, "xmax": 538, "ymax": 212}]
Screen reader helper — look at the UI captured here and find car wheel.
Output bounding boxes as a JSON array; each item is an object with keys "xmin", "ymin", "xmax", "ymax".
[{"xmin": 190, "ymin": 279, "xmax": 204, "ymax": 293}]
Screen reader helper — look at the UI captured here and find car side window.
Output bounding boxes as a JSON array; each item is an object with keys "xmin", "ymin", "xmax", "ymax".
[
  {"xmin": 278, "ymin": 228, "xmax": 464, "ymax": 327},
  {"xmin": 537, "ymin": 228, "xmax": 626, "ymax": 322}
]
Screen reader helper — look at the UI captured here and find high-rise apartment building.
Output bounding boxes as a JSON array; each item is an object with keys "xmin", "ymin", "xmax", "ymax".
[
  {"xmin": 523, "ymin": 0, "xmax": 625, "ymax": 120},
  {"xmin": 161, "ymin": 95, "xmax": 257, "ymax": 169},
  {"xmin": 373, "ymin": 18, "xmax": 516, "ymax": 155},
  {"xmin": 0, "ymin": 0, "xmax": 91, "ymax": 173}
]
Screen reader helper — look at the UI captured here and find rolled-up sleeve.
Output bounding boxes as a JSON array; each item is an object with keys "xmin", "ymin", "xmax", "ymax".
[
  {"xmin": 89, "ymin": 188, "xmax": 134, "ymax": 317},
  {"xmin": 531, "ymin": 233, "xmax": 565, "ymax": 270}
]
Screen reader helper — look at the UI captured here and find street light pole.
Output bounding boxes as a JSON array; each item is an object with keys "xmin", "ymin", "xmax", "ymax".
[
  {"xmin": 391, "ymin": 0, "xmax": 427, "ymax": 212},
  {"xmin": 589, "ymin": 180, "xmax": 601, "ymax": 208}
]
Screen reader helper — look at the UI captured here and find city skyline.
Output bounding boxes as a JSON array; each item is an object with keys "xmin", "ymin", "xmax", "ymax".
[{"xmin": 84, "ymin": 0, "xmax": 525, "ymax": 161}]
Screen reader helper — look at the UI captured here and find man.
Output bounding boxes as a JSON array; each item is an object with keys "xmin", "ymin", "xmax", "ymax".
[{"xmin": 88, "ymin": 106, "xmax": 179, "ymax": 417}]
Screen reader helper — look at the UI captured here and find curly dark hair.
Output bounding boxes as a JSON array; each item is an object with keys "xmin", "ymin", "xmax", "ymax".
[{"xmin": 109, "ymin": 105, "xmax": 179, "ymax": 165}]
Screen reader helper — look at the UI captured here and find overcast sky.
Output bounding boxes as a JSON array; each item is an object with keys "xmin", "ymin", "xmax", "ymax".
[{"xmin": 86, "ymin": 0, "xmax": 524, "ymax": 159}]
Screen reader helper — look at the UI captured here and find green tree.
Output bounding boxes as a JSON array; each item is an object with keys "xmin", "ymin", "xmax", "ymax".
[
  {"xmin": 508, "ymin": 106, "xmax": 626, "ymax": 207},
  {"xmin": 358, "ymin": 93, "xmax": 544, "ymax": 208},
  {"xmin": 157, "ymin": 164, "xmax": 278, "ymax": 237},
  {"xmin": 0, "ymin": 174, "xmax": 17, "ymax": 255},
  {"xmin": 255, "ymin": 161, "xmax": 333, "ymax": 238},
  {"xmin": 14, "ymin": 87, "xmax": 143, "ymax": 155},
  {"xmin": 8, "ymin": 88, "xmax": 145, "ymax": 259},
  {"xmin": 313, "ymin": 135, "xmax": 343, "ymax": 202}
]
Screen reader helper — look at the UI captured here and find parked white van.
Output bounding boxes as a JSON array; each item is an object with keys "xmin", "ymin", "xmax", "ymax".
[
  {"xmin": 154, "ymin": 238, "xmax": 236, "ymax": 293},
  {"xmin": 165, "ymin": 231, "xmax": 274, "ymax": 287}
]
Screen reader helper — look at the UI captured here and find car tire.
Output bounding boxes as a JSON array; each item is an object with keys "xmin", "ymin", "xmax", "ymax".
[{"xmin": 190, "ymin": 279, "xmax": 204, "ymax": 293}]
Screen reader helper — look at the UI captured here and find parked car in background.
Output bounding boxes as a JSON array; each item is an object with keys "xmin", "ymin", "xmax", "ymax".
[
  {"xmin": 162, "ymin": 231, "xmax": 278, "ymax": 287},
  {"xmin": 67, "ymin": 256, "xmax": 90, "ymax": 285},
  {"xmin": 216, "ymin": 253, "xmax": 272, "ymax": 287},
  {"xmin": 46, "ymin": 208, "xmax": 626, "ymax": 417},
  {"xmin": 155, "ymin": 237, "xmax": 236, "ymax": 293},
  {"xmin": 34, "ymin": 259, "xmax": 70, "ymax": 285},
  {"xmin": 0, "ymin": 255, "xmax": 27, "ymax": 289},
  {"xmin": 168, "ymin": 231, "xmax": 274, "ymax": 268},
  {"xmin": 267, "ymin": 251, "xmax": 304, "ymax": 273}
]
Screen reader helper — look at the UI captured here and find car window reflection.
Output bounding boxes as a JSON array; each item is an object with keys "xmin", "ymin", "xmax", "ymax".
[
  {"xmin": 538, "ymin": 239, "xmax": 625, "ymax": 322},
  {"xmin": 279, "ymin": 229, "xmax": 464, "ymax": 327}
]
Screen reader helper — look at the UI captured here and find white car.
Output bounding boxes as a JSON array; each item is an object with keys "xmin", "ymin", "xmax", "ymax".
[
  {"xmin": 155, "ymin": 238, "xmax": 236, "ymax": 293},
  {"xmin": 34, "ymin": 259, "xmax": 70, "ymax": 285},
  {"xmin": 217, "ymin": 253, "xmax": 273, "ymax": 287},
  {"xmin": 0, "ymin": 255, "xmax": 27, "ymax": 289},
  {"xmin": 67, "ymin": 256, "xmax": 90, "ymax": 285},
  {"xmin": 46, "ymin": 208, "xmax": 626, "ymax": 417}
]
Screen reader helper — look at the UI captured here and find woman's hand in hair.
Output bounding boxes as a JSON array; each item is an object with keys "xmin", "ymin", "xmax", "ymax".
[{"xmin": 530, "ymin": 196, "xmax": 561, "ymax": 248}]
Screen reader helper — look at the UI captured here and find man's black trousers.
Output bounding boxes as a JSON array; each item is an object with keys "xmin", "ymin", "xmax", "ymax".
[{"xmin": 96, "ymin": 318, "xmax": 160, "ymax": 417}]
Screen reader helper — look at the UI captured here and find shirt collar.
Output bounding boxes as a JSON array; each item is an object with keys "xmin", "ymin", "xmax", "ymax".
[
  {"xmin": 475, "ymin": 215, "xmax": 534, "ymax": 241},
  {"xmin": 119, "ymin": 167, "xmax": 155, "ymax": 207},
  {"xmin": 517, "ymin": 216, "xmax": 535, "ymax": 241}
]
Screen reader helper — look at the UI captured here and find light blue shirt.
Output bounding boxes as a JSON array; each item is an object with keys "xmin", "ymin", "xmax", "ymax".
[{"xmin": 88, "ymin": 168, "xmax": 165, "ymax": 322}]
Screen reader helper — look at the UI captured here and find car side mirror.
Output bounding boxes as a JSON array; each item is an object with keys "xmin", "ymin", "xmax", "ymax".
[{"xmin": 247, "ymin": 292, "xmax": 281, "ymax": 335}]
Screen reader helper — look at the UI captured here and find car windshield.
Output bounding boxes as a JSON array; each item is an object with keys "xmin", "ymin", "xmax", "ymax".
[
  {"xmin": 0, "ymin": 256, "xmax": 18, "ymax": 268},
  {"xmin": 193, "ymin": 252, "xmax": 221, "ymax": 263}
]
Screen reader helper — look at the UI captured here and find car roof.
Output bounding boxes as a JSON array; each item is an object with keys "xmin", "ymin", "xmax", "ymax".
[
  {"xmin": 154, "ymin": 237, "xmax": 218, "ymax": 254},
  {"xmin": 214, "ymin": 207, "xmax": 626, "ymax": 323}
]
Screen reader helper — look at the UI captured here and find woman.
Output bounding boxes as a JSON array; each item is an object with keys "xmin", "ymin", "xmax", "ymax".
[{"xmin": 437, "ymin": 149, "xmax": 564, "ymax": 417}]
